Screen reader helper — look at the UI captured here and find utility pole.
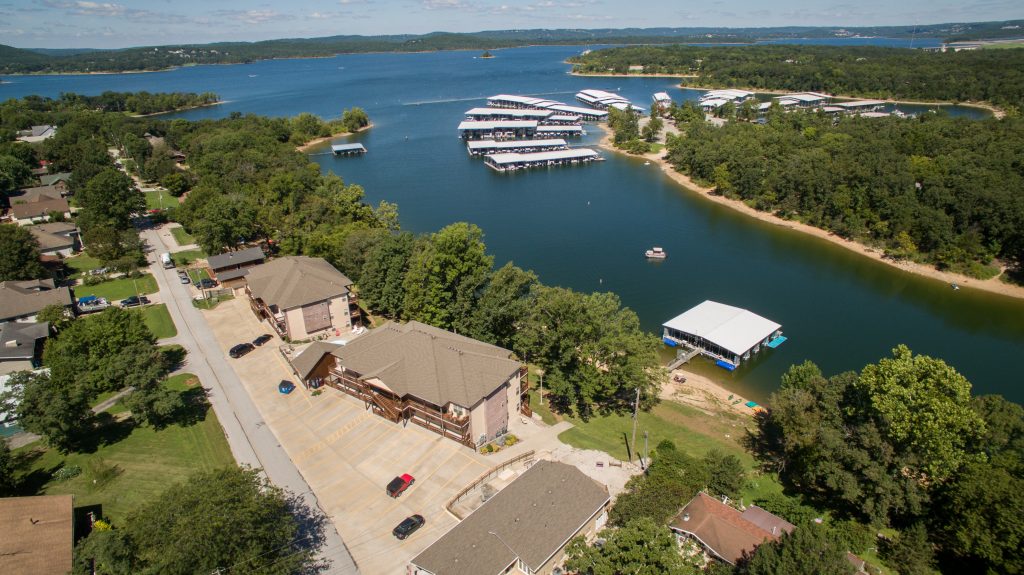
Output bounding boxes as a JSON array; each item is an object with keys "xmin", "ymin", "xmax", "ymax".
[
  {"xmin": 630, "ymin": 387, "xmax": 639, "ymax": 464},
  {"xmin": 643, "ymin": 431, "xmax": 649, "ymax": 470}
]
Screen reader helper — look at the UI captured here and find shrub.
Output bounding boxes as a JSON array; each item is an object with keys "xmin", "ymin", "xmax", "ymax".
[
  {"xmin": 53, "ymin": 464, "xmax": 82, "ymax": 481},
  {"xmin": 503, "ymin": 434, "xmax": 519, "ymax": 446}
]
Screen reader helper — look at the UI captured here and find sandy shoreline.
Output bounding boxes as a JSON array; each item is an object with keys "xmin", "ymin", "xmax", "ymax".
[
  {"xmin": 596, "ymin": 129, "xmax": 1024, "ymax": 300},
  {"xmin": 661, "ymin": 368, "xmax": 758, "ymax": 417},
  {"xmin": 295, "ymin": 123, "xmax": 374, "ymax": 152}
]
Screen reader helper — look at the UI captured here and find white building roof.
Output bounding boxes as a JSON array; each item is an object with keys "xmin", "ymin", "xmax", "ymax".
[
  {"xmin": 653, "ymin": 92, "xmax": 672, "ymax": 102},
  {"xmin": 835, "ymin": 100, "xmax": 886, "ymax": 109},
  {"xmin": 465, "ymin": 107, "xmax": 553, "ymax": 118},
  {"xmin": 663, "ymin": 300, "xmax": 781, "ymax": 356},
  {"xmin": 701, "ymin": 89, "xmax": 753, "ymax": 101},
  {"xmin": 458, "ymin": 120, "xmax": 538, "ymax": 131},
  {"xmin": 775, "ymin": 92, "xmax": 829, "ymax": 103},
  {"xmin": 486, "ymin": 148, "xmax": 599, "ymax": 165},
  {"xmin": 331, "ymin": 143, "xmax": 366, "ymax": 153},
  {"xmin": 700, "ymin": 98, "xmax": 729, "ymax": 108},
  {"xmin": 467, "ymin": 139, "xmax": 567, "ymax": 151},
  {"xmin": 544, "ymin": 104, "xmax": 608, "ymax": 117}
]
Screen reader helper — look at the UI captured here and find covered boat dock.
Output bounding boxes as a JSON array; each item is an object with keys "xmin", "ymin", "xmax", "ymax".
[
  {"xmin": 331, "ymin": 143, "xmax": 367, "ymax": 155},
  {"xmin": 536, "ymin": 125, "xmax": 584, "ymax": 138},
  {"xmin": 465, "ymin": 107, "xmax": 554, "ymax": 121},
  {"xmin": 483, "ymin": 148, "xmax": 602, "ymax": 172},
  {"xmin": 485, "ymin": 95, "xmax": 609, "ymax": 121},
  {"xmin": 662, "ymin": 300, "xmax": 784, "ymax": 370},
  {"xmin": 457, "ymin": 120, "xmax": 537, "ymax": 140},
  {"xmin": 466, "ymin": 138, "xmax": 568, "ymax": 156}
]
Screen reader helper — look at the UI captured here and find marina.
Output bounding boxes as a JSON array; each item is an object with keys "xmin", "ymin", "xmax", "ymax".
[
  {"xmin": 331, "ymin": 143, "xmax": 367, "ymax": 155},
  {"xmin": 466, "ymin": 138, "xmax": 569, "ymax": 156},
  {"xmin": 662, "ymin": 300, "xmax": 784, "ymax": 371},
  {"xmin": 464, "ymin": 107, "xmax": 555, "ymax": 121},
  {"xmin": 486, "ymin": 94, "xmax": 609, "ymax": 121},
  {"xmin": 576, "ymin": 88, "xmax": 646, "ymax": 114},
  {"xmin": 457, "ymin": 120, "xmax": 538, "ymax": 140},
  {"xmin": 482, "ymin": 148, "xmax": 602, "ymax": 172}
]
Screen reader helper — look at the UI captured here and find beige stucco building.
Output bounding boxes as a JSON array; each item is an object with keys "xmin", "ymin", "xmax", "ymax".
[{"xmin": 244, "ymin": 256, "xmax": 357, "ymax": 340}]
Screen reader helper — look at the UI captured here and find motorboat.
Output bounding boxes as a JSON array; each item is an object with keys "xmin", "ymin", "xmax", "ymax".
[{"xmin": 645, "ymin": 246, "xmax": 667, "ymax": 259}]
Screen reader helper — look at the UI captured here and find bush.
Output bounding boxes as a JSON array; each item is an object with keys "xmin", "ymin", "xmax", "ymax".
[
  {"xmin": 82, "ymin": 274, "xmax": 107, "ymax": 286},
  {"xmin": 53, "ymin": 464, "xmax": 82, "ymax": 481},
  {"xmin": 503, "ymin": 434, "xmax": 519, "ymax": 446}
]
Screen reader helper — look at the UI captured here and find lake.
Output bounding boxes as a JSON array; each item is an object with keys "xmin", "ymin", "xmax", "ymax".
[{"xmin": 3, "ymin": 44, "xmax": 1021, "ymax": 404}]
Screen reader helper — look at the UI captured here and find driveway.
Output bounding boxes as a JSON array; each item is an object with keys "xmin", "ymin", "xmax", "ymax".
[{"xmin": 203, "ymin": 298, "xmax": 493, "ymax": 574}]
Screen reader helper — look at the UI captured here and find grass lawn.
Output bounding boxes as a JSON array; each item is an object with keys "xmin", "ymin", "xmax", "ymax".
[
  {"xmin": 143, "ymin": 190, "xmax": 173, "ymax": 210},
  {"xmin": 65, "ymin": 252, "xmax": 104, "ymax": 279},
  {"xmin": 74, "ymin": 273, "xmax": 158, "ymax": 301},
  {"xmin": 193, "ymin": 294, "xmax": 234, "ymax": 310},
  {"xmin": 187, "ymin": 268, "xmax": 211, "ymax": 283},
  {"xmin": 170, "ymin": 249, "xmax": 206, "ymax": 266},
  {"xmin": 170, "ymin": 226, "xmax": 196, "ymax": 246},
  {"xmin": 13, "ymin": 373, "xmax": 234, "ymax": 523},
  {"xmin": 137, "ymin": 303, "xmax": 177, "ymax": 339}
]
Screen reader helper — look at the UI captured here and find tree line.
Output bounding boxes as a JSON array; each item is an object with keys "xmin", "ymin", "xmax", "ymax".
[
  {"xmin": 570, "ymin": 44, "xmax": 1024, "ymax": 110},
  {"xmin": 664, "ymin": 108, "xmax": 1024, "ymax": 278}
]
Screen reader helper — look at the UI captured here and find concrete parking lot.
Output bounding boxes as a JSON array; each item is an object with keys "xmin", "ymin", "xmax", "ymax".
[{"xmin": 203, "ymin": 298, "xmax": 492, "ymax": 574}]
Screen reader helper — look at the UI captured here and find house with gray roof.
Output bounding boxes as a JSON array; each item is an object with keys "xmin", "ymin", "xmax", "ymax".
[
  {"xmin": 292, "ymin": 320, "xmax": 528, "ymax": 448},
  {"xmin": 37, "ymin": 173, "xmax": 72, "ymax": 196},
  {"xmin": 16, "ymin": 125, "xmax": 57, "ymax": 143},
  {"xmin": 28, "ymin": 222, "xmax": 80, "ymax": 257},
  {"xmin": 410, "ymin": 460, "xmax": 610, "ymax": 575},
  {"xmin": 0, "ymin": 321, "xmax": 50, "ymax": 375},
  {"xmin": 9, "ymin": 195, "xmax": 71, "ymax": 226},
  {"xmin": 0, "ymin": 279, "xmax": 73, "ymax": 323},
  {"xmin": 244, "ymin": 256, "xmax": 357, "ymax": 340},
  {"xmin": 207, "ymin": 246, "xmax": 265, "ymax": 285}
]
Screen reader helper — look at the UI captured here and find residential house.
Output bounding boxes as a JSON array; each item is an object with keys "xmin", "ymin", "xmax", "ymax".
[
  {"xmin": 669, "ymin": 492, "xmax": 795, "ymax": 566},
  {"xmin": 29, "ymin": 222, "xmax": 80, "ymax": 258},
  {"xmin": 38, "ymin": 172, "xmax": 72, "ymax": 196},
  {"xmin": 8, "ymin": 186, "xmax": 71, "ymax": 225},
  {"xmin": 0, "ymin": 279, "xmax": 73, "ymax": 323},
  {"xmin": 0, "ymin": 495, "xmax": 74, "ymax": 575},
  {"xmin": 290, "ymin": 320, "xmax": 529, "ymax": 448},
  {"xmin": 0, "ymin": 321, "xmax": 50, "ymax": 375},
  {"xmin": 207, "ymin": 246, "xmax": 265, "ymax": 287},
  {"xmin": 245, "ymin": 256, "xmax": 357, "ymax": 339},
  {"xmin": 16, "ymin": 124, "xmax": 57, "ymax": 143},
  {"xmin": 410, "ymin": 460, "xmax": 610, "ymax": 575}
]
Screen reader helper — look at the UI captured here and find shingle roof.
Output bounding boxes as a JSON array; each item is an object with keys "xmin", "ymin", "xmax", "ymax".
[
  {"xmin": 670, "ymin": 493, "xmax": 786, "ymax": 565},
  {"xmin": 245, "ymin": 256, "xmax": 351, "ymax": 310},
  {"xmin": 0, "ymin": 280, "xmax": 73, "ymax": 321},
  {"xmin": 0, "ymin": 495, "xmax": 74, "ymax": 575},
  {"xmin": 332, "ymin": 321, "xmax": 521, "ymax": 408},
  {"xmin": 10, "ymin": 197, "xmax": 70, "ymax": 220},
  {"xmin": 38, "ymin": 172, "xmax": 72, "ymax": 186},
  {"xmin": 0, "ymin": 321, "xmax": 49, "ymax": 360},
  {"xmin": 207, "ymin": 246, "xmax": 265, "ymax": 270},
  {"xmin": 214, "ymin": 268, "xmax": 250, "ymax": 282},
  {"xmin": 28, "ymin": 224, "xmax": 75, "ymax": 251},
  {"xmin": 291, "ymin": 341, "xmax": 342, "ymax": 379},
  {"xmin": 412, "ymin": 461, "xmax": 610, "ymax": 575}
]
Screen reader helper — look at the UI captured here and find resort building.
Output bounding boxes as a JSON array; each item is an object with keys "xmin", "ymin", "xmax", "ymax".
[
  {"xmin": 483, "ymin": 149, "xmax": 601, "ymax": 172},
  {"xmin": 0, "ymin": 279, "xmax": 73, "ymax": 323},
  {"xmin": 653, "ymin": 91, "xmax": 672, "ymax": 110},
  {"xmin": 409, "ymin": 460, "xmax": 610, "ymax": 575},
  {"xmin": 662, "ymin": 300, "xmax": 784, "ymax": 370},
  {"xmin": 245, "ymin": 256, "xmax": 358, "ymax": 340},
  {"xmin": 0, "ymin": 495, "xmax": 74, "ymax": 575},
  {"xmin": 288, "ymin": 320, "xmax": 528, "ymax": 448},
  {"xmin": 466, "ymin": 139, "xmax": 568, "ymax": 156},
  {"xmin": 670, "ymin": 492, "xmax": 795, "ymax": 566},
  {"xmin": 207, "ymin": 246, "xmax": 266, "ymax": 285}
]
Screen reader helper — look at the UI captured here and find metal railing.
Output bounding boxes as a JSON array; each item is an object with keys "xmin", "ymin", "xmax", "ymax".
[{"xmin": 445, "ymin": 450, "xmax": 536, "ymax": 519}]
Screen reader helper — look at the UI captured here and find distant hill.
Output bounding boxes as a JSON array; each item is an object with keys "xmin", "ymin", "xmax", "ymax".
[{"xmin": 2, "ymin": 20, "xmax": 1022, "ymax": 74}]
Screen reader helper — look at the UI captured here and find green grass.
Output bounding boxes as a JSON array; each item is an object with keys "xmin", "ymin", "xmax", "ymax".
[
  {"xmin": 74, "ymin": 273, "xmax": 158, "ymax": 301},
  {"xmin": 143, "ymin": 190, "xmax": 172, "ymax": 210},
  {"xmin": 192, "ymin": 294, "xmax": 234, "ymax": 310},
  {"xmin": 188, "ymin": 268, "xmax": 210, "ymax": 283},
  {"xmin": 649, "ymin": 143, "xmax": 665, "ymax": 153},
  {"xmin": 13, "ymin": 373, "xmax": 234, "ymax": 523},
  {"xmin": 170, "ymin": 249, "xmax": 206, "ymax": 266},
  {"xmin": 527, "ymin": 389, "xmax": 558, "ymax": 426},
  {"xmin": 137, "ymin": 303, "xmax": 177, "ymax": 339},
  {"xmin": 170, "ymin": 226, "xmax": 195, "ymax": 246},
  {"xmin": 65, "ymin": 252, "xmax": 104, "ymax": 279}
]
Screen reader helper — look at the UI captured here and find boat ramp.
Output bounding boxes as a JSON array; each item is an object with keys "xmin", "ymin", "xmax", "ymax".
[
  {"xmin": 331, "ymin": 143, "xmax": 367, "ymax": 155},
  {"xmin": 466, "ymin": 138, "xmax": 568, "ymax": 156},
  {"xmin": 483, "ymin": 149, "xmax": 602, "ymax": 172}
]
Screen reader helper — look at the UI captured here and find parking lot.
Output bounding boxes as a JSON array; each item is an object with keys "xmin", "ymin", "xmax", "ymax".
[{"xmin": 203, "ymin": 298, "xmax": 492, "ymax": 574}]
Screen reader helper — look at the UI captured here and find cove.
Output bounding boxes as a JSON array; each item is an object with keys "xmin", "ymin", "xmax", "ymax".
[{"xmin": 3, "ymin": 44, "xmax": 1019, "ymax": 404}]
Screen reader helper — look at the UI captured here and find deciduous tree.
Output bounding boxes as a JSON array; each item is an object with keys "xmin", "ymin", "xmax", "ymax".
[
  {"xmin": 737, "ymin": 524, "xmax": 854, "ymax": 575},
  {"xmin": 565, "ymin": 516, "xmax": 700, "ymax": 575},
  {"xmin": 0, "ymin": 223, "xmax": 46, "ymax": 280},
  {"xmin": 0, "ymin": 371, "xmax": 92, "ymax": 453}
]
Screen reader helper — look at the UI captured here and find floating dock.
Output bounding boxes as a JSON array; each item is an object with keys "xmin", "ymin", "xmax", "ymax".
[
  {"xmin": 457, "ymin": 120, "xmax": 538, "ymax": 140},
  {"xmin": 466, "ymin": 138, "xmax": 568, "ymax": 156},
  {"xmin": 465, "ymin": 107, "xmax": 554, "ymax": 121},
  {"xmin": 536, "ymin": 125, "xmax": 584, "ymax": 138},
  {"xmin": 483, "ymin": 148, "xmax": 602, "ymax": 172},
  {"xmin": 662, "ymin": 300, "xmax": 783, "ymax": 370},
  {"xmin": 485, "ymin": 94, "xmax": 609, "ymax": 121},
  {"xmin": 576, "ymin": 89, "xmax": 645, "ymax": 114},
  {"xmin": 331, "ymin": 143, "xmax": 367, "ymax": 155}
]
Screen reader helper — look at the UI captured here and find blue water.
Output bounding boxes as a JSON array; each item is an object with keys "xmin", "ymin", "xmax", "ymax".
[{"xmin": 2, "ymin": 44, "xmax": 1019, "ymax": 405}]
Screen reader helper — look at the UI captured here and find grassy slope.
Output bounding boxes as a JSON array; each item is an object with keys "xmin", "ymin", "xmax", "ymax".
[
  {"xmin": 170, "ymin": 226, "xmax": 195, "ymax": 246},
  {"xmin": 138, "ymin": 303, "xmax": 177, "ymax": 339}
]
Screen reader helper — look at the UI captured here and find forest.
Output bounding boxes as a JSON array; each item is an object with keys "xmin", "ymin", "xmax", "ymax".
[
  {"xmin": 570, "ymin": 45, "xmax": 1024, "ymax": 110},
  {"xmin": 663, "ymin": 105, "xmax": 1024, "ymax": 278},
  {"xmin": 1, "ymin": 19, "xmax": 1021, "ymax": 74}
]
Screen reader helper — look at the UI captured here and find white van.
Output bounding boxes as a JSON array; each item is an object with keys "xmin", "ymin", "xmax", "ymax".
[{"xmin": 160, "ymin": 252, "xmax": 173, "ymax": 269}]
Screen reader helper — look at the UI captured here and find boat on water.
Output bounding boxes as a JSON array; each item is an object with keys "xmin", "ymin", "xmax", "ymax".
[
  {"xmin": 645, "ymin": 246, "xmax": 666, "ymax": 259},
  {"xmin": 644, "ymin": 161, "xmax": 651, "ymax": 166}
]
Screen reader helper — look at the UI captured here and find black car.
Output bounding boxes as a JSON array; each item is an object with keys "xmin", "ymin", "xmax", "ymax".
[
  {"xmin": 229, "ymin": 343, "xmax": 255, "ymax": 358},
  {"xmin": 253, "ymin": 334, "xmax": 273, "ymax": 346},
  {"xmin": 120, "ymin": 296, "xmax": 151, "ymax": 308},
  {"xmin": 392, "ymin": 515, "xmax": 425, "ymax": 540},
  {"xmin": 194, "ymin": 278, "xmax": 218, "ymax": 289}
]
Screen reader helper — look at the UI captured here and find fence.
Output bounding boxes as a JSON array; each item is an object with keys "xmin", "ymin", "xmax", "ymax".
[{"xmin": 445, "ymin": 450, "xmax": 535, "ymax": 519}]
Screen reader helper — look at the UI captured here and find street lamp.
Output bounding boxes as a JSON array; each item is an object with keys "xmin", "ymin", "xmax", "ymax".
[{"xmin": 535, "ymin": 368, "xmax": 545, "ymax": 405}]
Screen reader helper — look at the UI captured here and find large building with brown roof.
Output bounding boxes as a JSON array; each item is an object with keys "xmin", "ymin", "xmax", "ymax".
[
  {"xmin": 670, "ymin": 492, "xmax": 795, "ymax": 565},
  {"xmin": 290, "ymin": 320, "xmax": 528, "ymax": 448},
  {"xmin": 410, "ymin": 460, "xmax": 610, "ymax": 575},
  {"xmin": 244, "ymin": 256, "xmax": 356, "ymax": 340},
  {"xmin": 0, "ymin": 279, "xmax": 73, "ymax": 323},
  {"xmin": 0, "ymin": 494, "xmax": 74, "ymax": 575}
]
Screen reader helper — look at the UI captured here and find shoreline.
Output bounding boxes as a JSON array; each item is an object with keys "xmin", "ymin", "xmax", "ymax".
[
  {"xmin": 568, "ymin": 70, "xmax": 700, "ymax": 79},
  {"xmin": 130, "ymin": 100, "xmax": 225, "ymax": 117},
  {"xmin": 295, "ymin": 122, "xmax": 374, "ymax": 152},
  {"xmin": 661, "ymin": 368, "xmax": 758, "ymax": 418},
  {"xmin": 596, "ymin": 129, "xmax": 1024, "ymax": 300}
]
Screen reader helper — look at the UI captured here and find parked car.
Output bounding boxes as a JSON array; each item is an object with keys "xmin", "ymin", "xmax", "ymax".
[
  {"xmin": 179, "ymin": 274, "xmax": 191, "ymax": 284},
  {"xmin": 229, "ymin": 343, "xmax": 255, "ymax": 358},
  {"xmin": 386, "ymin": 474, "xmax": 415, "ymax": 498},
  {"xmin": 392, "ymin": 515, "xmax": 425, "ymax": 540},
  {"xmin": 278, "ymin": 380, "xmax": 296, "ymax": 394},
  {"xmin": 194, "ymin": 278, "xmax": 218, "ymax": 289},
  {"xmin": 119, "ymin": 296, "xmax": 151, "ymax": 308},
  {"xmin": 253, "ymin": 334, "xmax": 273, "ymax": 346}
]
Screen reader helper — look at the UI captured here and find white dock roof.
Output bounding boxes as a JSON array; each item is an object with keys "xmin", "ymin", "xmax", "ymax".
[
  {"xmin": 775, "ymin": 92, "xmax": 829, "ymax": 103},
  {"xmin": 653, "ymin": 92, "xmax": 672, "ymax": 102},
  {"xmin": 663, "ymin": 300, "xmax": 781, "ymax": 356},
  {"xmin": 486, "ymin": 148, "xmax": 599, "ymax": 165},
  {"xmin": 458, "ymin": 120, "xmax": 538, "ymax": 130},
  {"xmin": 701, "ymin": 89, "xmax": 753, "ymax": 101},
  {"xmin": 545, "ymin": 104, "xmax": 608, "ymax": 117},
  {"xmin": 835, "ymin": 100, "xmax": 886, "ymax": 109},
  {"xmin": 465, "ymin": 107, "xmax": 553, "ymax": 118},
  {"xmin": 467, "ymin": 139, "xmax": 567, "ymax": 151},
  {"xmin": 547, "ymin": 114, "xmax": 582, "ymax": 122},
  {"xmin": 700, "ymin": 98, "xmax": 729, "ymax": 108},
  {"xmin": 331, "ymin": 143, "xmax": 366, "ymax": 153},
  {"xmin": 536, "ymin": 125, "xmax": 583, "ymax": 133}
]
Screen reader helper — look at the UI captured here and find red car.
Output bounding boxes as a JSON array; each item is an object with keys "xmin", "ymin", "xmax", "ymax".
[{"xmin": 387, "ymin": 474, "xmax": 415, "ymax": 498}]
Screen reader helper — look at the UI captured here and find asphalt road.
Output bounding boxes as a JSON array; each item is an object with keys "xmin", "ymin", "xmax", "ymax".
[{"xmin": 142, "ymin": 228, "xmax": 360, "ymax": 575}]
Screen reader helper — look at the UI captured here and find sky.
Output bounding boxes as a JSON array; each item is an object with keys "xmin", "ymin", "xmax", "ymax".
[{"xmin": 1, "ymin": 0, "xmax": 1021, "ymax": 49}]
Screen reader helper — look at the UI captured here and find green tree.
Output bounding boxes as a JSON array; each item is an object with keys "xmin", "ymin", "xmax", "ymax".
[
  {"xmin": 82, "ymin": 225, "xmax": 145, "ymax": 267},
  {"xmin": 77, "ymin": 168, "xmax": 145, "ymax": 231},
  {"xmin": 159, "ymin": 172, "xmax": 189, "ymax": 197},
  {"xmin": 0, "ymin": 223, "xmax": 47, "ymax": 280},
  {"xmin": 360, "ymin": 231, "xmax": 417, "ymax": 318},
  {"xmin": 459, "ymin": 262, "xmax": 537, "ymax": 349},
  {"xmin": 119, "ymin": 351, "xmax": 181, "ymax": 428},
  {"xmin": 339, "ymin": 107, "xmax": 369, "ymax": 133},
  {"xmin": 881, "ymin": 523, "xmax": 936, "ymax": 575},
  {"xmin": 37, "ymin": 303, "xmax": 71, "ymax": 332},
  {"xmin": 73, "ymin": 467, "xmax": 319, "ymax": 575},
  {"xmin": 0, "ymin": 440, "xmax": 16, "ymax": 496},
  {"xmin": 0, "ymin": 154, "xmax": 32, "ymax": 192},
  {"xmin": 402, "ymin": 222, "xmax": 493, "ymax": 330},
  {"xmin": 610, "ymin": 441, "xmax": 708, "ymax": 526},
  {"xmin": 565, "ymin": 516, "xmax": 700, "ymax": 575},
  {"xmin": 704, "ymin": 448, "xmax": 746, "ymax": 500},
  {"xmin": 0, "ymin": 371, "xmax": 93, "ymax": 453},
  {"xmin": 738, "ymin": 524, "xmax": 855, "ymax": 575}
]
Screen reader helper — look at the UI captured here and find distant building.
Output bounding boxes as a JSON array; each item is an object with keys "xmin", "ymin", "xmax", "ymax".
[
  {"xmin": 207, "ymin": 246, "xmax": 266, "ymax": 287},
  {"xmin": 410, "ymin": 460, "xmax": 610, "ymax": 575},
  {"xmin": 670, "ymin": 492, "xmax": 795, "ymax": 565},
  {"xmin": 0, "ymin": 321, "xmax": 50, "ymax": 375},
  {"xmin": 0, "ymin": 495, "xmax": 74, "ymax": 575},
  {"xmin": 38, "ymin": 172, "xmax": 72, "ymax": 196},
  {"xmin": 0, "ymin": 279, "xmax": 73, "ymax": 323},
  {"xmin": 16, "ymin": 125, "xmax": 57, "ymax": 143},
  {"xmin": 244, "ymin": 256, "xmax": 357, "ymax": 340},
  {"xmin": 8, "ymin": 186, "xmax": 71, "ymax": 225}
]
